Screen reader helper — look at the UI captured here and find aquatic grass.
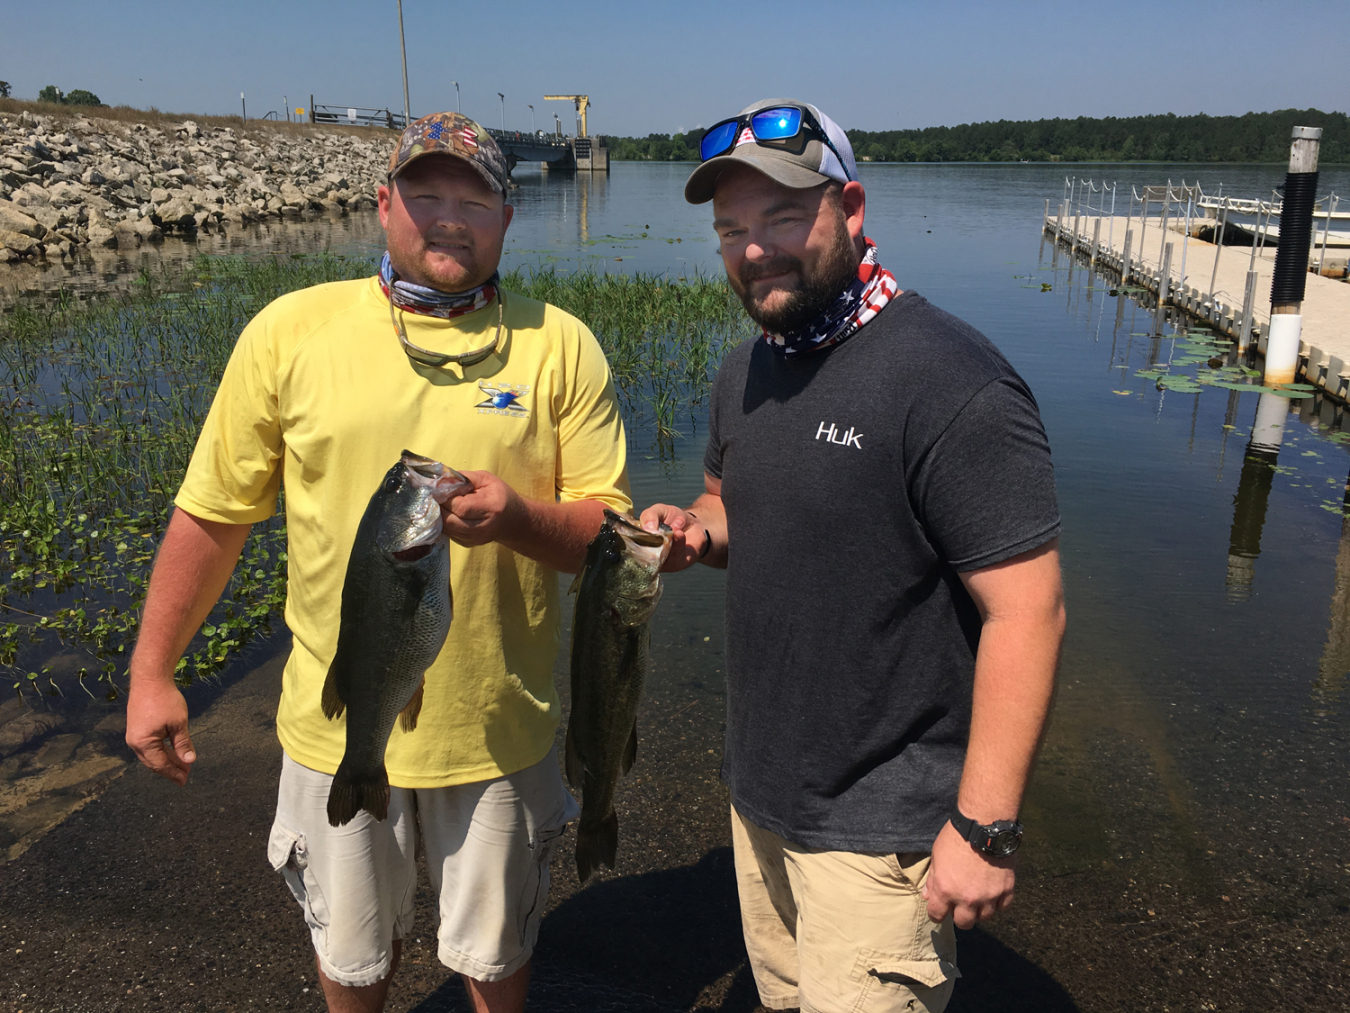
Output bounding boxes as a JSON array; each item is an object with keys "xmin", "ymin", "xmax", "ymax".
[{"xmin": 1, "ymin": 255, "xmax": 750, "ymax": 699}]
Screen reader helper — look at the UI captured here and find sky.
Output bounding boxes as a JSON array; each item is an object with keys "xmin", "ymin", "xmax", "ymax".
[{"xmin": 3, "ymin": 0, "xmax": 1346, "ymax": 137}]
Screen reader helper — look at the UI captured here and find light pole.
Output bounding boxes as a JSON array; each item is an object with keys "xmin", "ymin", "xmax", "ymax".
[
  {"xmin": 397, "ymin": 0, "xmax": 410, "ymax": 127},
  {"xmin": 451, "ymin": 80, "xmax": 460, "ymax": 114},
  {"xmin": 528, "ymin": 104, "xmax": 535, "ymax": 134},
  {"xmin": 554, "ymin": 113, "xmax": 560, "ymax": 137},
  {"xmin": 497, "ymin": 93, "xmax": 505, "ymax": 131}
]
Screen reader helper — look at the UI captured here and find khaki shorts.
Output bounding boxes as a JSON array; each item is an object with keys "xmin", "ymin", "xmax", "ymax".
[
  {"xmin": 731, "ymin": 806, "xmax": 960, "ymax": 1013},
  {"xmin": 268, "ymin": 747, "xmax": 576, "ymax": 988}
]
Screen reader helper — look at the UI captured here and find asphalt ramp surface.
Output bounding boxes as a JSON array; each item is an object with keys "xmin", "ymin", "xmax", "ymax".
[{"xmin": 1, "ymin": 645, "xmax": 1287, "ymax": 1013}]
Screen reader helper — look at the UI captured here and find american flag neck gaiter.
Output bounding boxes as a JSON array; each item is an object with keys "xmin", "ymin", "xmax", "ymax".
[
  {"xmin": 378, "ymin": 251, "xmax": 499, "ymax": 319},
  {"xmin": 763, "ymin": 238, "xmax": 900, "ymax": 357}
]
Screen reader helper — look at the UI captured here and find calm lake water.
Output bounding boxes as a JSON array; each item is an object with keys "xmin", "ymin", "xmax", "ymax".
[{"xmin": 6, "ymin": 160, "xmax": 1350, "ymax": 1006}]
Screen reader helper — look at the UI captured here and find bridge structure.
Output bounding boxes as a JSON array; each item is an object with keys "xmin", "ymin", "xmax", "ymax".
[
  {"xmin": 307, "ymin": 96, "xmax": 609, "ymax": 176},
  {"xmin": 484, "ymin": 128, "xmax": 609, "ymax": 176}
]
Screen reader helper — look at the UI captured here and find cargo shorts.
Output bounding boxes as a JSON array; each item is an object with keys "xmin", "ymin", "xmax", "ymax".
[
  {"xmin": 267, "ymin": 746, "xmax": 577, "ymax": 987},
  {"xmin": 731, "ymin": 806, "xmax": 960, "ymax": 1013}
]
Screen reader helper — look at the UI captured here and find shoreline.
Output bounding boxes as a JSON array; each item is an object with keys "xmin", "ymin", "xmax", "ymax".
[{"xmin": 1, "ymin": 104, "xmax": 391, "ymax": 265}]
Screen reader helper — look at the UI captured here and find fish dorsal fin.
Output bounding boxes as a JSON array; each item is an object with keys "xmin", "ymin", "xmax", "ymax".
[
  {"xmin": 398, "ymin": 680, "xmax": 425, "ymax": 733},
  {"xmin": 321, "ymin": 665, "xmax": 345, "ymax": 720},
  {"xmin": 621, "ymin": 721, "xmax": 637, "ymax": 776},
  {"xmin": 564, "ymin": 723, "xmax": 584, "ymax": 788}
]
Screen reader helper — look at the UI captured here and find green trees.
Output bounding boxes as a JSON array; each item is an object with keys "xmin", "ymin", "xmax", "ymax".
[
  {"xmin": 63, "ymin": 89, "xmax": 102, "ymax": 106},
  {"xmin": 609, "ymin": 109, "xmax": 1349, "ymax": 163},
  {"xmin": 0, "ymin": 81, "xmax": 10, "ymax": 99},
  {"xmin": 35, "ymin": 85, "xmax": 103, "ymax": 106}
]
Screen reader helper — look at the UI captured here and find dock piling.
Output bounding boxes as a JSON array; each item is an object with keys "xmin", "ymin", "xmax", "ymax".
[
  {"xmin": 1239, "ymin": 269, "xmax": 1259, "ymax": 354},
  {"xmin": 1091, "ymin": 217, "xmax": 1101, "ymax": 265},
  {"xmin": 1156, "ymin": 242, "xmax": 1174, "ymax": 333},
  {"xmin": 1264, "ymin": 125, "xmax": 1322, "ymax": 387},
  {"xmin": 1121, "ymin": 229, "xmax": 1133, "ymax": 283}
]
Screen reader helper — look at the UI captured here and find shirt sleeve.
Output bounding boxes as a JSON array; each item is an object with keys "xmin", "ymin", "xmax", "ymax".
[
  {"xmin": 553, "ymin": 315, "xmax": 632, "ymax": 514},
  {"xmin": 910, "ymin": 377, "xmax": 1060, "ymax": 572},
  {"xmin": 174, "ymin": 311, "xmax": 284, "ymax": 524}
]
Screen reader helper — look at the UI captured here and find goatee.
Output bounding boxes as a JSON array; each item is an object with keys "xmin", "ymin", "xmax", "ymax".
[{"xmin": 734, "ymin": 218, "xmax": 859, "ymax": 335}]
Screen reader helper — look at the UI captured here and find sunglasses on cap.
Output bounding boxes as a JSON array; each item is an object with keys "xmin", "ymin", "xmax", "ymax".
[{"xmin": 698, "ymin": 104, "xmax": 852, "ymax": 178}]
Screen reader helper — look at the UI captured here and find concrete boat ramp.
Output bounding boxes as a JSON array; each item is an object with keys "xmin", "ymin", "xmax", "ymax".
[{"xmin": 1043, "ymin": 207, "xmax": 1350, "ymax": 398}]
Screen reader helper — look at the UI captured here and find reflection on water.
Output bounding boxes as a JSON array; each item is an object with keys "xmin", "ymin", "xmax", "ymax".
[{"xmin": 0, "ymin": 210, "xmax": 388, "ymax": 309}]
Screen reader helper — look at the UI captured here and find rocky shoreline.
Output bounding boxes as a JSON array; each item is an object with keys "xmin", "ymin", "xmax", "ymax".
[{"xmin": 0, "ymin": 108, "xmax": 392, "ymax": 261}]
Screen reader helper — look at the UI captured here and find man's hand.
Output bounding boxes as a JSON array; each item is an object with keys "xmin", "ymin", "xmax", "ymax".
[
  {"xmin": 639, "ymin": 503, "xmax": 706, "ymax": 572},
  {"xmin": 639, "ymin": 473, "xmax": 726, "ymax": 572},
  {"xmin": 441, "ymin": 470, "xmax": 525, "ymax": 547},
  {"xmin": 125, "ymin": 676, "xmax": 196, "ymax": 786},
  {"xmin": 923, "ymin": 819, "xmax": 1016, "ymax": 928}
]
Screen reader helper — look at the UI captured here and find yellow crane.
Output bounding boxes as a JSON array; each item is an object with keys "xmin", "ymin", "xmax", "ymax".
[{"xmin": 544, "ymin": 94, "xmax": 590, "ymax": 137}]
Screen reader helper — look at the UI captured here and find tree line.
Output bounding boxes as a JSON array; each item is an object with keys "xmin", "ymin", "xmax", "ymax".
[{"xmin": 605, "ymin": 109, "xmax": 1349, "ymax": 164}]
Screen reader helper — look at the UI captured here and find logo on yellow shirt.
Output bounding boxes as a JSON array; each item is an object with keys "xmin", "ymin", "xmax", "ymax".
[{"xmin": 474, "ymin": 382, "xmax": 530, "ymax": 418}]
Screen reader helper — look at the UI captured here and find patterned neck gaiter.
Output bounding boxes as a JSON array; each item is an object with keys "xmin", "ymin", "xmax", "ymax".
[
  {"xmin": 763, "ymin": 239, "xmax": 900, "ymax": 357},
  {"xmin": 378, "ymin": 251, "xmax": 498, "ymax": 318}
]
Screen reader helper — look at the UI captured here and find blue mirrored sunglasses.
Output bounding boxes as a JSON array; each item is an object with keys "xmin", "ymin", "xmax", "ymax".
[{"xmin": 698, "ymin": 105, "xmax": 850, "ymax": 179}]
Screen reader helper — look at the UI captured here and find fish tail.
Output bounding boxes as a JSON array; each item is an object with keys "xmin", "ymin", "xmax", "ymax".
[
  {"xmin": 327, "ymin": 760, "xmax": 390, "ymax": 827},
  {"xmin": 575, "ymin": 809, "xmax": 618, "ymax": 883}
]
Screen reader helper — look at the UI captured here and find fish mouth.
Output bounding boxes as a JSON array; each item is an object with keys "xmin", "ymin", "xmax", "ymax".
[
  {"xmin": 401, "ymin": 450, "xmax": 473, "ymax": 504},
  {"xmin": 383, "ymin": 451, "xmax": 471, "ymax": 560},
  {"xmin": 604, "ymin": 509, "xmax": 673, "ymax": 567}
]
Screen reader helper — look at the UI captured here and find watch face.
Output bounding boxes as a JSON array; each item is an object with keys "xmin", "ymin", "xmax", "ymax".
[{"xmin": 991, "ymin": 829, "xmax": 1021, "ymax": 857}]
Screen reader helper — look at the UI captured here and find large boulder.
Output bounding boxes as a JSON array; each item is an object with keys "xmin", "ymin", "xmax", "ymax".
[
  {"xmin": 46, "ymin": 181, "xmax": 86, "ymax": 207},
  {"xmin": 85, "ymin": 221, "xmax": 117, "ymax": 247},
  {"xmin": 0, "ymin": 229, "xmax": 39, "ymax": 256},
  {"xmin": 278, "ymin": 181, "xmax": 307, "ymax": 207},
  {"xmin": 0, "ymin": 201, "xmax": 45, "ymax": 238},
  {"xmin": 151, "ymin": 197, "xmax": 196, "ymax": 229}
]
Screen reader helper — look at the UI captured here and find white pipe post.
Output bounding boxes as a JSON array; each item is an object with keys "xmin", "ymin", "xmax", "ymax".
[
  {"xmin": 1178, "ymin": 195, "xmax": 1194, "ymax": 297},
  {"xmin": 1107, "ymin": 183, "xmax": 1116, "ymax": 256},
  {"xmin": 1208, "ymin": 197, "xmax": 1229, "ymax": 313}
]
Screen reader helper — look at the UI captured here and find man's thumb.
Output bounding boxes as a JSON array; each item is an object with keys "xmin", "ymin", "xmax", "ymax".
[{"xmin": 173, "ymin": 728, "xmax": 196, "ymax": 765}]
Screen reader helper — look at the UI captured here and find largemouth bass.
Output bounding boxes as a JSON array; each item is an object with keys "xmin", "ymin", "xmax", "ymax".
[
  {"xmin": 322, "ymin": 451, "xmax": 471, "ymax": 827},
  {"xmin": 565, "ymin": 509, "xmax": 672, "ymax": 881}
]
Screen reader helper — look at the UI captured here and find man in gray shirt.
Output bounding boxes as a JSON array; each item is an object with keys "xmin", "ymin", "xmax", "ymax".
[{"xmin": 641, "ymin": 99, "xmax": 1065, "ymax": 1013}]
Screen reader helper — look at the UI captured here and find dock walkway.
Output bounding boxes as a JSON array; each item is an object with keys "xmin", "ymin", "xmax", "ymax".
[{"xmin": 1043, "ymin": 210, "xmax": 1350, "ymax": 397}]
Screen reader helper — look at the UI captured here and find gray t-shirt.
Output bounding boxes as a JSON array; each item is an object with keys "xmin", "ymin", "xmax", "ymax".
[{"xmin": 704, "ymin": 292, "xmax": 1060, "ymax": 852}]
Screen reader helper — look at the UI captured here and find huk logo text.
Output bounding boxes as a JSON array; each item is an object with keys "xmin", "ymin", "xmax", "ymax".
[{"xmin": 815, "ymin": 421, "xmax": 863, "ymax": 449}]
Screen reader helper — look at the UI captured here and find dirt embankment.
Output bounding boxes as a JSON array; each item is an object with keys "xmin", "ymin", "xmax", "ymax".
[{"xmin": 0, "ymin": 100, "xmax": 396, "ymax": 262}]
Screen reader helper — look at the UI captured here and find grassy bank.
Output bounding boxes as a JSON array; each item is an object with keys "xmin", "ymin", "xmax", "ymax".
[{"xmin": 0, "ymin": 256, "xmax": 750, "ymax": 700}]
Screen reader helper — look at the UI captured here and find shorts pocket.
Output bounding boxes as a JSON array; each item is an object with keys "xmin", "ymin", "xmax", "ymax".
[
  {"xmin": 516, "ymin": 808, "xmax": 570, "ymax": 948},
  {"xmin": 851, "ymin": 950, "xmax": 960, "ymax": 1013},
  {"xmin": 268, "ymin": 823, "xmax": 307, "ymax": 873},
  {"xmin": 268, "ymin": 820, "xmax": 331, "ymax": 945}
]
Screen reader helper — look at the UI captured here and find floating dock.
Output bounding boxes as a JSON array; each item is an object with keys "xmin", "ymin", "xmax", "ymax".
[{"xmin": 1043, "ymin": 205, "xmax": 1350, "ymax": 399}]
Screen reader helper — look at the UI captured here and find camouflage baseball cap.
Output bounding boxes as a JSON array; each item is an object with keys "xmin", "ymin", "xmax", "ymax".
[{"xmin": 387, "ymin": 112, "xmax": 508, "ymax": 194}]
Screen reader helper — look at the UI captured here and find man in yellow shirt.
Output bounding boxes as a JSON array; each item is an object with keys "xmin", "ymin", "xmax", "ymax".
[{"xmin": 125, "ymin": 113, "xmax": 631, "ymax": 1013}]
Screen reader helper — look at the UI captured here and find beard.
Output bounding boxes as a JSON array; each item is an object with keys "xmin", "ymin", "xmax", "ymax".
[{"xmin": 731, "ymin": 215, "xmax": 860, "ymax": 335}]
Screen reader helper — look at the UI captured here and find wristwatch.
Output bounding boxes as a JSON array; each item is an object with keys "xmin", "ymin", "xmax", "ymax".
[{"xmin": 950, "ymin": 808, "xmax": 1023, "ymax": 857}]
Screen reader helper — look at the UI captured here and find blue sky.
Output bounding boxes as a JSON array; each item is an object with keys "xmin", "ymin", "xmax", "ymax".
[{"xmin": 3, "ymin": 0, "xmax": 1345, "ymax": 136}]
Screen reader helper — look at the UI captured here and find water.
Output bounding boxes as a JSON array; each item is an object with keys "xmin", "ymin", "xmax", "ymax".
[{"xmin": 7, "ymin": 160, "xmax": 1350, "ymax": 1004}]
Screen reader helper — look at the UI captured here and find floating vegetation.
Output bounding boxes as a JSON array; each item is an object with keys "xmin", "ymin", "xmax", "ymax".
[
  {"xmin": 1129, "ymin": 329, "xmax": 1316, "ymax": 400},
  {"xmin": 2, "ymin": 255, "xmax": 752, "ymax": 699}
]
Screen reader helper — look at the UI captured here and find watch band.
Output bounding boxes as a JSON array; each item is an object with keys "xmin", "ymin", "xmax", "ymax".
[{"xmin": 950, "ymin": 807, "xmax": 1024, "ymax": 857}]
